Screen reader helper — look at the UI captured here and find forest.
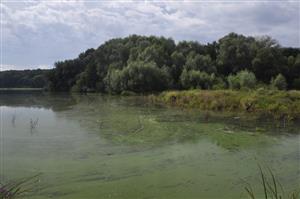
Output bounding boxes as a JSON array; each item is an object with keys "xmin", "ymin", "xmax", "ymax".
[
  {"xmin": 47, "ymin": 33, "xmax": 300, "ymax": 93},
  {"xmin": 2, "ymin": 33, "xmax": 300, "ymax": 92}
]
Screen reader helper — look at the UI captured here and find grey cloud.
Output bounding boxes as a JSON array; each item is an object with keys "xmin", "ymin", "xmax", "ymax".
[{"xmin": 1, "ymin": 1, "xmax": 299, "ymax": 70}]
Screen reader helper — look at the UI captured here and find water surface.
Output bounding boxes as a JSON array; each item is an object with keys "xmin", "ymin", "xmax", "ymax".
[{"xmin": 1, "ymin": 93, "xmax": 299, "ymax": 199}]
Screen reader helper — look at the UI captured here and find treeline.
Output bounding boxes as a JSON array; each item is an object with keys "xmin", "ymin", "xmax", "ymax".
[
  {"xmin": 0, "ymin": 69, "xmax": 49, "ymax": 88},
  {"xmin": 45, "ymin": 33, "xmax": 299, "ymax": 93}
]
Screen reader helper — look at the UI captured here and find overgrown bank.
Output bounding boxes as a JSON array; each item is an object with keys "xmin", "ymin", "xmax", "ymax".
[{"xmin": 150, "ymin": 89, "xmax": 300, "ymax": 120}]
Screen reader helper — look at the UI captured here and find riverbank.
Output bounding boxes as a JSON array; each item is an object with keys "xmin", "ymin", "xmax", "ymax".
[{"xmin": 149, "ymin": 89, "xmax": 300, "ymax": 121}]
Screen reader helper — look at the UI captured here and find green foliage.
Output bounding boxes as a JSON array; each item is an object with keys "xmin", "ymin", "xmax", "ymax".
[
  {"xmin": 155, "ymin": 90, "xmax": 300, "ymax": 120},
  {"xmin": 228, "ymin": 70, "xmax": 257, "ymax": 90},
  {"xmin": 271, "ymin": 74, "xmax": 287, "ymax": 90},
  {"xmin": 184, "ymin": 53, "xmax": 216, "ymax": 74},
  {"xmin": 239, "ymin": 70, "xmax": 257, "ymax": 89},
  {"xmin": 0, "ymin": 69, "xmax": 49, "ymax": 88},
  {"xmin": 252, "ymin": 47, "xmax": 282, "ymax": 83},
  {"xmin": 106, "ymin": 61, "xmax": 170, "ymax": 94},
  {"xmin": 217, "ymin": 33, "xmax": 256, "ymax": 75},
  {"xmin": 180, "ymin": 69, "xmax": 214, "ymax": 89},
  {"xmin": 227, "ymin": 74, "xmax": 241, "ymax": 90},
  {"xmin": 6, "ymin": 33, "xmax": 294, "ymax": 93}
]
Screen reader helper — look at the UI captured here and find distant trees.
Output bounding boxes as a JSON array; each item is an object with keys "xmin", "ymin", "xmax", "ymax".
[
  {"xmin": 41, "ymin": 33, "xmax": 299, "ymax": 92},
  {"xmin": 0, "ymin": 69, "xmax": 49, "ymax": 88}
]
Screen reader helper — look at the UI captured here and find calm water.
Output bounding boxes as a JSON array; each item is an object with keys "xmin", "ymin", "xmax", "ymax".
[{"xmin": 0, "ymin": 93, "xmax": 299, "ymax": 199}]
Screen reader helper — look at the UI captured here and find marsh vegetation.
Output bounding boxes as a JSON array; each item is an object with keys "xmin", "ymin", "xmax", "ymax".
[{"xmin": 151, "ymin": 89, "xmax": 300, "ymax": 121}]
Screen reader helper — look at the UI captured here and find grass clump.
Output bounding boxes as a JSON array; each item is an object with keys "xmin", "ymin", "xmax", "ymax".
[{"xmin": 244, "ymin": 165, "xmax": 299, "ymax": 199}]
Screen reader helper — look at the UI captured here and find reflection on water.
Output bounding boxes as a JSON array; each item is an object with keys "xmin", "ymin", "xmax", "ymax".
[{"xmin": 1, "ymin": 93, "xmax": 299, "ymax": 199}]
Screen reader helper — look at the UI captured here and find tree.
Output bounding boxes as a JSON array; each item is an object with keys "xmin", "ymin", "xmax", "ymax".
[
  {"xmin": 170, "ymin": 51, "xmax": 185, "ymax": 87},
  {"xmin": 180, "ymin": 69, "xmax": 213, "ymax": 89},
  {"xmin": 217, "ymin": 33, "xmax": 256, "ymax": 75},
  {"xmin": 105, "ymin": 69, "xmax": 123, "ymax": 93},
  {"xmin": 184, "ymin": 53, "xmax": 216, "ymax": 74},
  {"xmin": 105, "ymin": 61, "xmax": 170, "ymax": 93},
  {"xmin": 44, "ymin": 34, "xmax": 300, "ymax": 93},
  {"xmin": 252, "ymin": 47, "xmax": 284, "ymax": 83}
]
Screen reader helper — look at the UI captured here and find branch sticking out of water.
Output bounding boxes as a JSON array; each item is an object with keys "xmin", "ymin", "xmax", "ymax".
[
  {"xmin": 30, "ymin": 118, "xmax": 39, "ymax": 130},
  {"xmin": 11, "ymin": 113, "xmax": 16, "ymax": 127}
]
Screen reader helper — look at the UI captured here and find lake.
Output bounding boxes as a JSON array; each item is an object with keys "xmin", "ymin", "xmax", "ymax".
[{"xmin": 1, "ymin": 93, "xmax": 299, "ymax": 199}]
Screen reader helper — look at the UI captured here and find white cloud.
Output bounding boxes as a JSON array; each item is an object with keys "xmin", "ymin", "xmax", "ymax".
[
  {"xmin": 1, "ymin": 1, "xmax": 299, "ymax": 70},
  {"xmin": 0, "ymin": 64, "xmax": 52, "ymax": 71},
  {"xmin": 0, "ymin": 64, "xmax": 16, "ymax": 71}
]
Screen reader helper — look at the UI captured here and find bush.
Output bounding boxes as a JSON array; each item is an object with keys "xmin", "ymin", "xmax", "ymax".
[
  {"xmin": 239, "ymin": 70, "xmax": 256, "ymax": 89},
  {"xmin": 271, "ymin": 73, "xmax": 287, "ymax": 90},
  {"xmin": 227, "ymin": 74, "xmax": 240, "ymax": 90},
  {"xmin": 227, "ymin": 70, "xmax": 257, "ymax": 90},
  {"xmin": 212, "ymin": 79, "xmax": 227, "ymax": 90}
]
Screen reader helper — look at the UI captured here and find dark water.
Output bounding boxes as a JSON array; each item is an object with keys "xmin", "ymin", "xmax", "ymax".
[{"xmin": 0, "ymin": 93, "xmax": 299, "ymax": 199}]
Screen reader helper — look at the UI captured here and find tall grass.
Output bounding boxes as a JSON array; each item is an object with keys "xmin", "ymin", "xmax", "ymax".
[
  {"xmin": 0, "ymin": 174, "xmax": 41, "ymax": 199},
  {"xmin": 245, "ymin": 165, "xmax": 299, "ymax": 199}
]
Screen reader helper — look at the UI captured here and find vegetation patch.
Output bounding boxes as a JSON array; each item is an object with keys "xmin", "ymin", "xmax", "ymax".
[{"xmin": 150, "ymin": 89, "xmax": 300, "ymax": 121}]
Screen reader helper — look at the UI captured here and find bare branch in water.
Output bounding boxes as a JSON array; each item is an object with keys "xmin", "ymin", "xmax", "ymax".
[
  {"xmin": 30, "ymin": 118, "xmax": 39, "ymax": 130},
  {"xmin": 11, "ymin": 112, "xmax": 16, "ymax": 127}
]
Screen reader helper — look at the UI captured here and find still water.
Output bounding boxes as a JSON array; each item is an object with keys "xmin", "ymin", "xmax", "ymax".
[{"xmin": 0, "ymin": 93, "xmax": 299, "ymax": 199}]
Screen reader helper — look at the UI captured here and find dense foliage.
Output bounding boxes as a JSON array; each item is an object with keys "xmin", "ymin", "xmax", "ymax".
[
  {"xmin": 0, "ymin": 69, "xmax": 49, "ymax": 88},
  {"xmin": 26, "ymin": 33, "xmax": 300, "ymax": 92}
]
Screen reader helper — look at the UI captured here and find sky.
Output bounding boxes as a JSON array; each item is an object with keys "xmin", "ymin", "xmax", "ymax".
[{"xmin": 1, "ymin": 0, "xmax": 299, "ymax": 70}]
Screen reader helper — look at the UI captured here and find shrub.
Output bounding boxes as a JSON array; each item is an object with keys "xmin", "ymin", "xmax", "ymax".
[
  {"xmin": 227, "ymin": 70, "xmax": 257, "ymax": 90},
  {"xmin": 212, "ymin": 77, "xmax": 227, "ymax": 90},
  {"xmin": 271, "ymin": 73, "xmax": 287, "ymax": 90},
  {"xmin": 239, "ymin": 70, "xmax": 256, "ymax": 89},
  {"xmin": 227, "ymin": 74, "xmax": 240, "ymax": 90}
]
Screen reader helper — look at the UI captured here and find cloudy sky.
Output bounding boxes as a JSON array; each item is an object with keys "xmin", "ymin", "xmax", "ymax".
[{"xmin": 1, "ymin": 0, "xmax": 299, "ymax": 70}]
